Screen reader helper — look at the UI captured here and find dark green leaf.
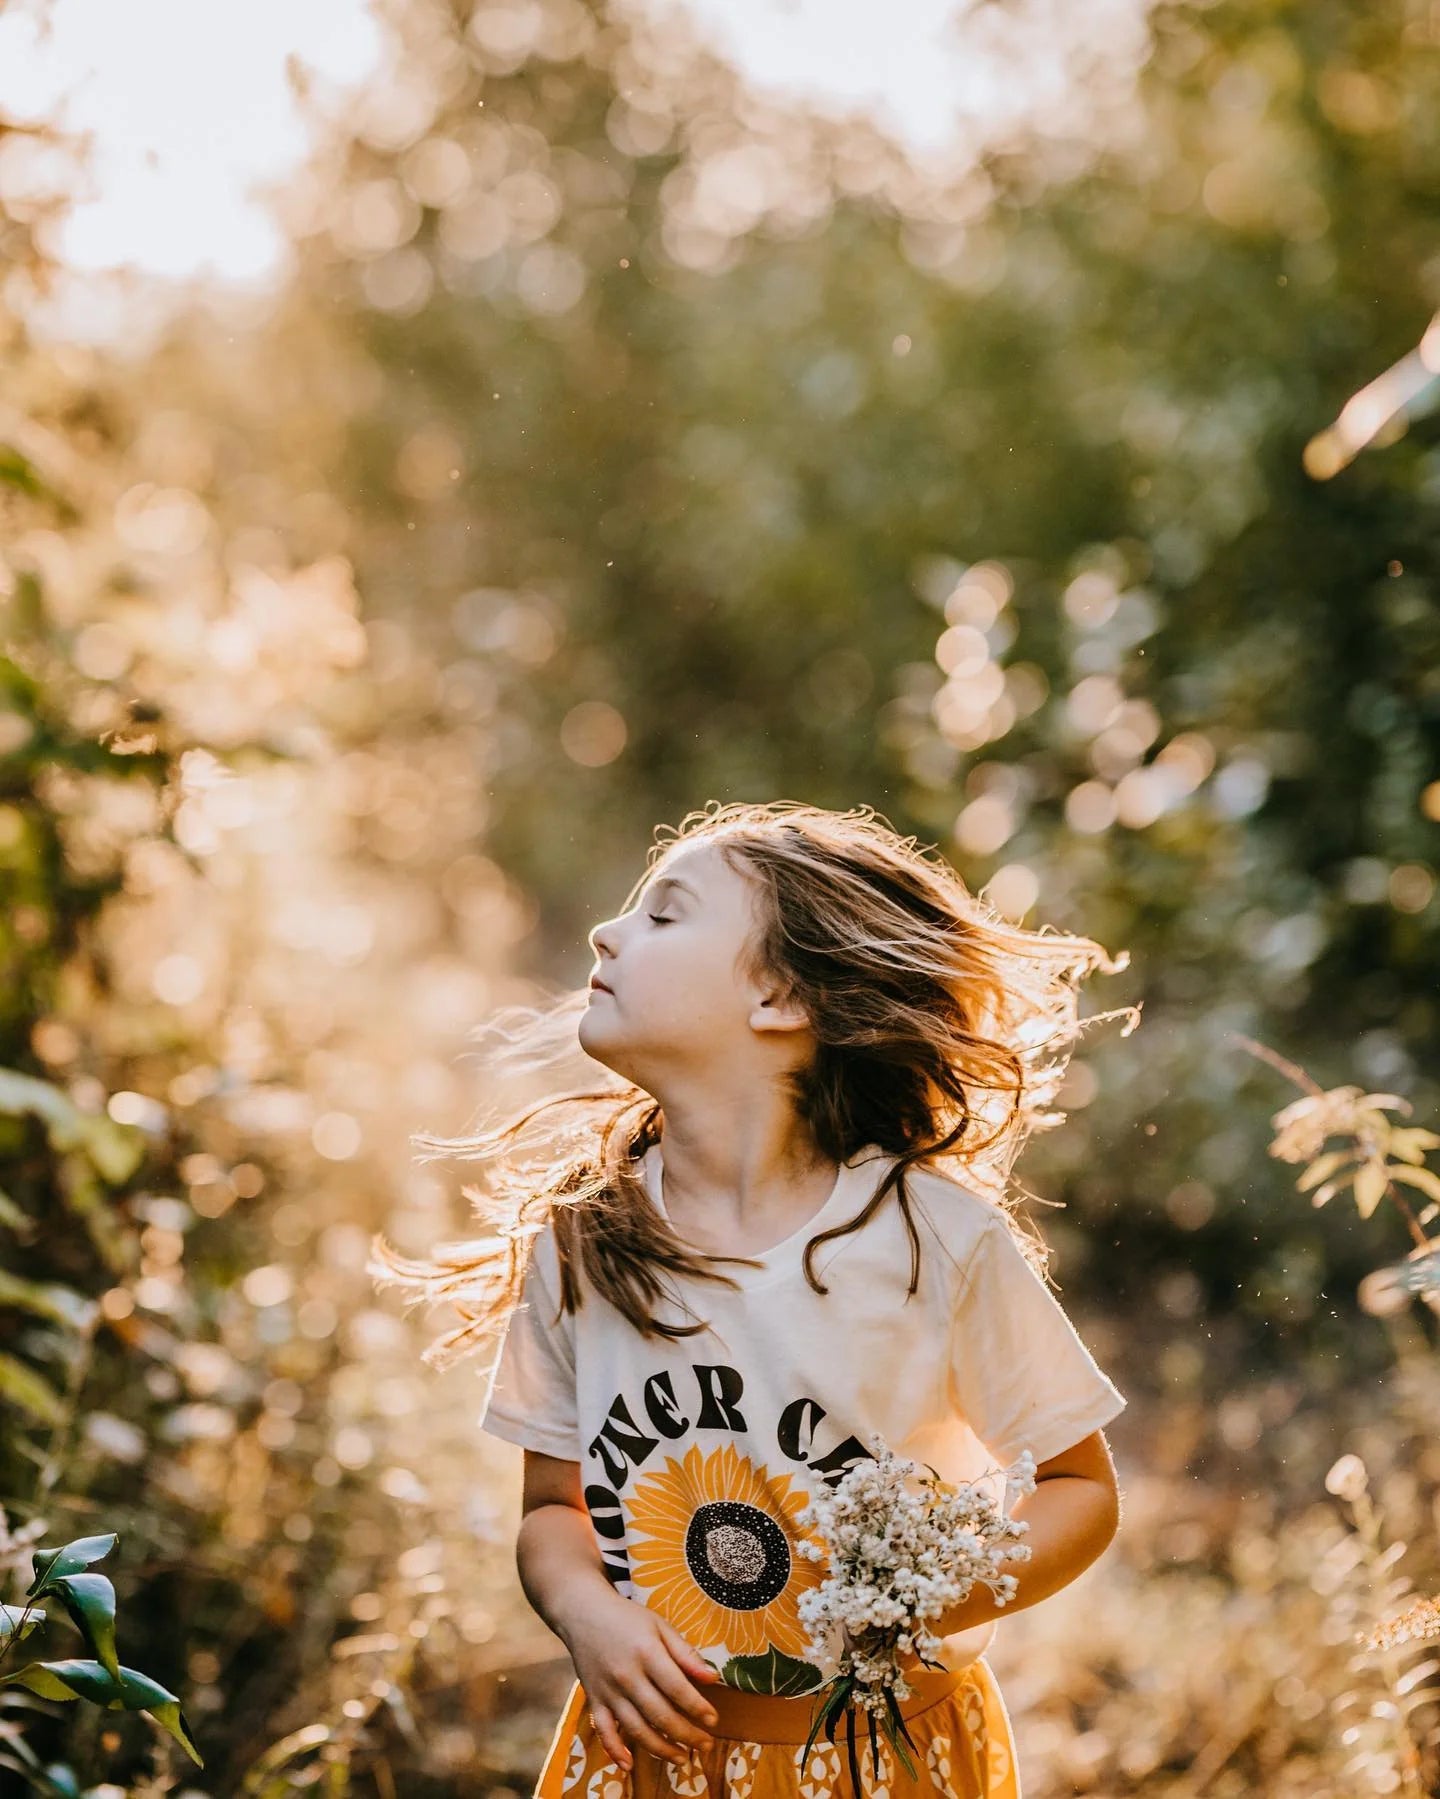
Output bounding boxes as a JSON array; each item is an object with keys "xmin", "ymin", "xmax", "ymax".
[
  {"xmin": 0, "ymin": 1660, "xmax": 202, "ymax": 1766},
  {"xmin": 50, "ymin": 1574, "xmax": 120, "ymax": 1682},
  {"xmin": 0, "ymin": 1599, "xmax": 45, "ymax": 1642},
  {"xmin": 798, "ymin": 1676, "xmax": 851, "ymax": 1768},
  {"xmin": 28, "ymin": 1535, "xmax": 117, "ymax": 1595},
  {"xmin": 843, "ymin": 1698, "xmax": 862, "ymax": 1793}
]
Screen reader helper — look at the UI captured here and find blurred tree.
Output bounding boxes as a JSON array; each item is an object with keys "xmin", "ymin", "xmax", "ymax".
[
  {"xmin": 0, "ymin": 84, "xmax": 521, "ymax": 1796},
  {"xmin": 258, "ymin": 0, "xmax": 1440, "ymax": 1320}
]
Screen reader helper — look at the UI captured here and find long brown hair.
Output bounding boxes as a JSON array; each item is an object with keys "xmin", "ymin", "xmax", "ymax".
[{"xmin": 367, "ymin": 800, "xmax": 1139, "ymax": 1371}]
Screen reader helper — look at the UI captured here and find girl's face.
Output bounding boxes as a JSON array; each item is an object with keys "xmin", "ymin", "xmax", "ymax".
[{"xmin": 580, "ymin": 841, "xmax": 802, "ymax": 1088}]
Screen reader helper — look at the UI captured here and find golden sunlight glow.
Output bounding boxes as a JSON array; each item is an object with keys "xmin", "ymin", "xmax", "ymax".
[
  {"xmin": 0, "ymin": 0, "xmax": 385, "ymax": 288},
  {"xmin": 0, "ymin": 0, "xmax": 1154, "ymax": 345}
]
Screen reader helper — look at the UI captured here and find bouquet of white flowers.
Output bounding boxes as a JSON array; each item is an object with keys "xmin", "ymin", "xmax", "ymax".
[{"xmin": 793, "ymin": 1434, "xmax": 1037, "ymax": 1785}]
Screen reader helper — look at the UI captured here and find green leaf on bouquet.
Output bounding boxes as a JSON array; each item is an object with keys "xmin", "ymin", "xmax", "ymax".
[
  {"xmin": 842, "ymin": 1696, "xmax": 863, "ymax": 1795},
  {"xmin": 885, "ymin": 1687, "xmax": 921, "ymax": 1781},
  {"xmin": 720, "ymin": 1645, "xmax": 824, "ymax": 1695},
  {"xmin": 799, "ymin": 1676, "xmax": 853, "ymax": 1767},
  {"xmin": 0, "ymin": 1659, "xmax": 203, "ymax": 1766}
]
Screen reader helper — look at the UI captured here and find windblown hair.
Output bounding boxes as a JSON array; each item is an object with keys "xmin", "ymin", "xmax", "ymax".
[{"xmin": 368, "ymin": 800, "xmax": 1139, "ymax": 1374}]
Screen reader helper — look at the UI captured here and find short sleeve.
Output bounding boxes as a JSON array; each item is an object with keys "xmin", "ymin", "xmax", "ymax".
[
  {"xmin": 477, "ymin": 1229, "xmax": 582, "ymax": 1460},
  {"xmin": 948, "ymin": 1213, "xmax": 1126, "ymax": 1470}
]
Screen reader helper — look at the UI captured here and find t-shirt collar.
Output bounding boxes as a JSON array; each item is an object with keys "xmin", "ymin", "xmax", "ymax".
[{"xmin": 637, "ymin": 1140, "xmax": 889, "ymax": 1288}]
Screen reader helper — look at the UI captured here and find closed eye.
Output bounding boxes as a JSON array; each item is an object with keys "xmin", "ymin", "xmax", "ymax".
[{"xmin": 646, "ymin": 912, "xmax": 674, "ymax": 926}]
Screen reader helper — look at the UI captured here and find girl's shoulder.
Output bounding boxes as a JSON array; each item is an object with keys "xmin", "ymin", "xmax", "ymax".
[
  {"xmin": 515, "ymin": 1213, "xmax": 568, "ymax": 1310},
  {"xmin": 897, "ymin": 1157, "xmax": 1009, "ymax": 1279}
]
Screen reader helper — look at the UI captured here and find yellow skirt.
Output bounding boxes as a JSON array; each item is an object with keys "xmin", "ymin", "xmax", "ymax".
[{"xmin": 533, "ymin": 1657, "xmax": 1021, "ymax": 1798}]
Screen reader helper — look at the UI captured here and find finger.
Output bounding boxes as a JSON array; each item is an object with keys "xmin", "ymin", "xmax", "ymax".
[
  {"xmin": 589, "ymin": 1701, "xmax": 633, "ymax": 1773},
  {"xmin": 658, "ymin": 1619, "xmax": 722, "ymax": 1684},
  {"xmin": 644, "ymin": 1646, "xmax": 721, "ymax": 1735},
  {"xmin": 633, "ymin": 1664, "xmax": 718, "ymax": 1755},
  {"xmin": 611, "ymin": 1687, "xmax": 705, "ymax": 1766}
]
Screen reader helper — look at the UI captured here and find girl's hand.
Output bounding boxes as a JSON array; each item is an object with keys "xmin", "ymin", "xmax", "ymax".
[{"xmin": 561, "ymin": 1588, "xmax": 722, "ymax": 1772}]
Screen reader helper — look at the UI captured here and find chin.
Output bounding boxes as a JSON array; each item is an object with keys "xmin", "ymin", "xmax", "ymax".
[{"xmin": 577, "ymin": 1009, "xmax": 621, "ymax": 1066}]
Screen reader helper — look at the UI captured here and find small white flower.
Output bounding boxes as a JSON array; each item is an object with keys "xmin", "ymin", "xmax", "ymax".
[{"xmin": 796, "ymin": 1438, "xmax": 1036, "ymax": 1708}]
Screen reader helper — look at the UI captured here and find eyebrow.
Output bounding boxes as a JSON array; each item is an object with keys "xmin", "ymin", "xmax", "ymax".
[{"xmin": 648, "ymin": 874, "xmax": 699, "ymax": 903}]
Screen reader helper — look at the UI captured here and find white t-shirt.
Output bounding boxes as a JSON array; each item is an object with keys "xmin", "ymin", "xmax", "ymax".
[{"xmin": 479, "ymin": 1140, "xmax": 1127, "ymax": 1691}]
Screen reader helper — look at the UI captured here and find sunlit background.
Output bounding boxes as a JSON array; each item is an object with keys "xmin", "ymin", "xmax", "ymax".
[
  {"xmin": 2, "ymin": 0, "xmax": 1440, "ymax": 1792},
  {"xmin": 0, "ymin": 0, "xmax": 1153, "ymax": 334}
]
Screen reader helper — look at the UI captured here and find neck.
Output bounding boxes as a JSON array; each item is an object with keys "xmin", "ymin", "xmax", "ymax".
[{"xmin": 652, "ymin": 1103, "xmax": 835, "ymax": 1223}]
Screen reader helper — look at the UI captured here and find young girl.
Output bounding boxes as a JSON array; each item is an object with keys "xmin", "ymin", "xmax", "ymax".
[{"xmin": 371, "ymin": 800, "xmax": 1137, "ymax": 1798}]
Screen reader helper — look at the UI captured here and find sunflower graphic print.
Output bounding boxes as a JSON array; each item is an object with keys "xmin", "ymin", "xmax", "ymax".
[{"xmin": 626, "ymin": 1442, "xmax": 831, "ymax": 1691}]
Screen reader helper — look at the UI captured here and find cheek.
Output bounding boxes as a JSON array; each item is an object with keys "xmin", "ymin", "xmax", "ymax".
[{"xmin": 647, "ymin": 938, "xmax": 737, "ymax": 1015}]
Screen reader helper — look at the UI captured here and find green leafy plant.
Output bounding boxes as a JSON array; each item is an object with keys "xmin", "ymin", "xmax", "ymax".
[
  {"xmin": 0, "ymin": 1064, "xmax": 143, "ymax": 1515},
  {"xmin": 0, "ymin": 1531, "xmax": 201, "ymax": 1791}
]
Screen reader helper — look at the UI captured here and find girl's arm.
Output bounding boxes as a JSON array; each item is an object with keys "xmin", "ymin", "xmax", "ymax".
[
  {"xmin": 515, "ymin": 1449, "xmax": 616, "ymax": 1640},
  {"xmin": 516, "ymin": 1450, "xmax": 721, "ymax": 1771},
  {"xmin": 931, "ymin": 1429, "xmax": 1123, "ymax": 1640}
]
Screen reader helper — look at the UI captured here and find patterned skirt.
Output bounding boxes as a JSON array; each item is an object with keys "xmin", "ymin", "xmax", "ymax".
[{"xmin": 533, "ymin": 1657, "xmax": 1021, "ymax": 1798}]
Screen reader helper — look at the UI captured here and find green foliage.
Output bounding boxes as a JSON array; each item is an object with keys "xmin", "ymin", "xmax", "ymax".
[
  {"xmin": 0, "ymin": 1533, "xmax": 202, "ymax": 1781},
  {"xmin": 2, "ymin": 0, "xmax": 1440, "ymax": 1790},
  {"xmin": 0, "ymin": 576, "xmax": 175, "ymax": 1069},
  {"xmin": 0, "ymin": 1065, "xmax": 142, "ymax": 1479}
]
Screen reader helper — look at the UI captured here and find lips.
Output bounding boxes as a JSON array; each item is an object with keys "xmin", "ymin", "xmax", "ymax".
[{"xmin": 589, "ymin": 977, "xmax": 612, "ymax": 994}]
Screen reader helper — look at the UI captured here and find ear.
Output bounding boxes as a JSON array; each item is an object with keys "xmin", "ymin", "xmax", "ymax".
[{"xmin": 747, "ymin": 989, "xmax": 811, "ymax": 1035}]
